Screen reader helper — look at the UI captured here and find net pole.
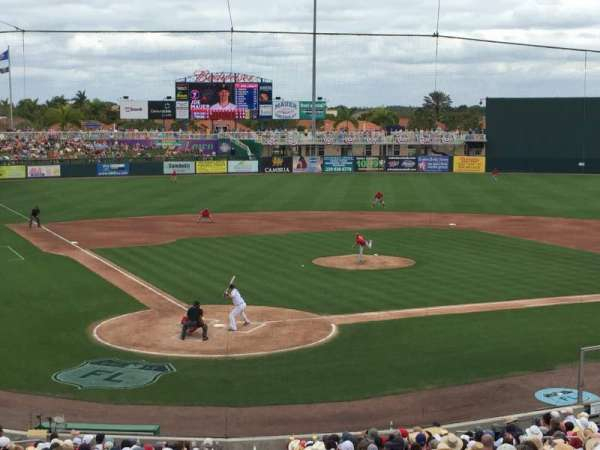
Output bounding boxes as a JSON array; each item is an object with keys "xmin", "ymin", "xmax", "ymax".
[
  {"xmin": 21, "ymin": 30, "xmax": 25, "ymax": 99},
  {"xmin": 8, "ymin": 45, "xmax": 14, "ymax": 129},
  {"xmin": 434, "ymin": 0, "xmax": 441, "ymax": 91},
  {"xmin": 577, "ymin": 347, "xmax": 584, "ymax": 404},
  {"xmin": 311, "ymin": 0, "xmax": 317, "ymax": 141}
]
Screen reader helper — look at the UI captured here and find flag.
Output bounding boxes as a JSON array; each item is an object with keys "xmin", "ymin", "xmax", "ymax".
[{"xmin": 0, "ymin": 48, "xmax": 8, "ymax": 74}]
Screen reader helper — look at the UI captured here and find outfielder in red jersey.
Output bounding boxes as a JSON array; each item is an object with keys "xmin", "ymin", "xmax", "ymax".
[
  {"xmin": 171, "ymin": 169, "xmax": 177, "ymax": 182},
  {"xmin": 491, "ymin": 168, "xmax": 500, "ymax": 182},
  {"xmin": 372, "ymin": 191, "xmax": 385, "ymax": 208},
  {"xmin": 354, "ymin": 233, "xmax": 373, "ymax": 263},
  {"xmin": 197, "ymin": 208, "xmax": 214, "ymax": 223}
]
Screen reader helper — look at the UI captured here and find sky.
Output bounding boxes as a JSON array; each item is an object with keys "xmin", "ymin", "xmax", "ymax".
[{"xmin": 1, "ymin": 0, "xmax": 600, "ymax": 107}]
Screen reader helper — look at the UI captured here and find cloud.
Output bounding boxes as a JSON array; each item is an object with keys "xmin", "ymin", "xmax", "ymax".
[{"xmin": 1, "ymin": 0, "xmax": 600, "ymax": 105}]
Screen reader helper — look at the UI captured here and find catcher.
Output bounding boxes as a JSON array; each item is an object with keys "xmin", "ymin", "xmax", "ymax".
[{"xmin": 180, "ymin": 301, "xmax": 208, "ymax": 341}]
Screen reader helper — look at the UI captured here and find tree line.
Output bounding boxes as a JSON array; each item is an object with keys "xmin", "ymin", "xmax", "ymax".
[{"xmin": 0, "ymin": 90, "xmax": 484, "ymax": 131}]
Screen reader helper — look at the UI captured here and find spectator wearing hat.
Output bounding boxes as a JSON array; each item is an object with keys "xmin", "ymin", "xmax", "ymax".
[{"xmin": 0, "ymin": 437, "xmax": 11, "ymax": 450}]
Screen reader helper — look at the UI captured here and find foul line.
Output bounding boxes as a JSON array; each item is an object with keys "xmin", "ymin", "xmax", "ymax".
[
  {"xmin": 2, "ymin": 245, "xmax": 25, "ymax": 261},
  {"xmin": 0, "ymin": 202, "xmax": 186, "ymax": 312}
]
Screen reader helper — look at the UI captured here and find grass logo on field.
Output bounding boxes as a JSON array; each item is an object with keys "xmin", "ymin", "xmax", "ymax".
[{"xmin": 53, "ymin": 359, "xmax": 176, "ymax": 390}]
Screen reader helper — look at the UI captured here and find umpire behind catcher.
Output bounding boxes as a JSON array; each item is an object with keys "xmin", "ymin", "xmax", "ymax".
[{"xmin": 181, "ymin": 301, "xmax": 209, "ymax": 341}]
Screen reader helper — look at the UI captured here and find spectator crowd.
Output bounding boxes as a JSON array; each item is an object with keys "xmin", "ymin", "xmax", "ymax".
[
  {"xmin": 1, "ymin": 409, "xmax": 600, "ymax": 450},
  {"xmin": 0, "ymin": 130, "xmax": 486, "ymax": 162}
]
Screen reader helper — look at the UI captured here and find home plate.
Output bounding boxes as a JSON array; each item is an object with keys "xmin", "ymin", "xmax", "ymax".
[{"xmin": 213, "ymin": 323, "xmax": 225, "ymax": 328}]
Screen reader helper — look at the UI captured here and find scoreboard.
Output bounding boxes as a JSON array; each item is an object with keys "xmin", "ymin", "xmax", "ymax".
[{"xmin": 176, "ymin": 81, "xmax": 272, "ymax": 120}]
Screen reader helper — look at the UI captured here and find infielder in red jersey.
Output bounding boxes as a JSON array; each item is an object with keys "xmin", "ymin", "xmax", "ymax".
[
  {"xmin": 197, "ymin": 208, "xmax": 214, "ymax": 223},
  {"xmin": 372, "ymin": 191, "xmax": 385, "ymax": 208},
  {"xmin": 354, "ymin": 233, "xmax": 373, "ymax": 263}
]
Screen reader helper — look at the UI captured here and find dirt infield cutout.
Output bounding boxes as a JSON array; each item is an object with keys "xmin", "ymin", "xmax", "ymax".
[
  {"xmin": 313, "ymin": 254, "xmax": 415, "ymax": 270},
  {"xmin": 10, "ymin": 210, "xmax": 600, "ymax": 358},
  {"xmin": 93, "ymin": 306, "xmax": 337, "ymax": 358}
]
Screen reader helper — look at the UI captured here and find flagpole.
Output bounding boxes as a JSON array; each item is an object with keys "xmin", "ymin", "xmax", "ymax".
[{"xmin": 7, "ymin": 45, "xmax": 13, "ymax": 130}]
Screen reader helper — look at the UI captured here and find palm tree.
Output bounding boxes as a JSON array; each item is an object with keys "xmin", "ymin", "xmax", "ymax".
[
  {"xmin": 45, "ymin": 95, "xmax": 68, "ymax": 109},
  {"xmin": 423, "ymin": 91, "xmax": 452, "ymax": 122},
  {"xmin": 332, "ymin": 106, "xmax": 358, "ymax": 131},
  {"xmin": 72, "ymin": 90, "xmax": 88, "ymax": 109},
  {"xmin": 361, "ymin": 107, "xmax": 399, "ymax": 128},
  {"xmin": 0, "ymin": 98, "xmax": 11, "ymax": 116},
  {"xmin": 44, "ymin": 105, "xmax": 82, "ymax": 130}
]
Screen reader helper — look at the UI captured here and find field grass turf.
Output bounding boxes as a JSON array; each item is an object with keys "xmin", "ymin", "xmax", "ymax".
[
  {"xmin": 98, "ymin": 228, "xmax": 600, "ymax": 314},
  {"xmin": 2, "ymin": 173, "xmax": 600, "ymax": 405},
  {"xmin": 3, "ymin": 173, "xmax": 600, "ymax": 222}
]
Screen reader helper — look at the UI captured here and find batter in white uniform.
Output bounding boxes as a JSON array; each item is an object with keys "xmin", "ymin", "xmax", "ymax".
[{"xmin": 225, "ymin": 283, "xmax": 251, "ymax": 331}]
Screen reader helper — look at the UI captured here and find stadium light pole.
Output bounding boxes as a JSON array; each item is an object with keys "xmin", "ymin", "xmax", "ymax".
[{"xmin": 311, "ymin": 0, "xmax": 317, "ymax": 142}]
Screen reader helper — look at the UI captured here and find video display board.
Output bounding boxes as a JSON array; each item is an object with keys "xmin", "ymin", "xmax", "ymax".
[{"xmin": 185, "ymin": 82, "xmax": 272, "ymax": 120}]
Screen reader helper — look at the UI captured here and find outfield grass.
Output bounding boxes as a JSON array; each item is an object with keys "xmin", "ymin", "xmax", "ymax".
[
  {"xmin": 3, "ymin": 173, "xmax": 600, "ymax": 406},
  {"xmin": 98, "ymin": 228, "xmax": 600, "ymax": 314},
  {"xmin": 3, "ymin": 173, "xmax": 600, "ymax": 223}
]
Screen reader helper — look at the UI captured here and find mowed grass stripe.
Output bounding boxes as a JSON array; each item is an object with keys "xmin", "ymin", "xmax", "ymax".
[
  {"xmin": 76, "ymin": 302, "xmax": 600, "ymax": 406},
  {"xmin": 4, "ymin": 222, "xmax": 600, "ymax": 405},
  {"xmin": 7, "ymin": 173, "xmax": 600, "ymax": 223},
  {"xmin": 97, "ymin": 228, "xmax": 600, "ymax": 315}
]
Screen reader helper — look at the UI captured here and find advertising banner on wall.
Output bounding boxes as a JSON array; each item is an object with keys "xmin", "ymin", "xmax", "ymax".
[
  {"xmin": 228, "ymin": 160, "xmax": 259, "ymax": 173},
  {"xmin": 175, "ymin": 101, "xmax": 189, "ymax": 120},
  {"xmin": 323, "ymin": 156, "xmax": 354, "ymax": 173},
  {"xmin": 148, "ymin": 101, "xmax": 176, "ymax": 120},
  {"xmin": 356, "ymin": 157, "xmax": 385, "ymax": 172},
  {"xmin": 298, "ymin": 101, "xmax": 327, "ymax": 120},
  {"xmin": 417, "ymin": 156, "xmax": 450, "ymax": 173},
  {"xmin": 0, "ymin": 165, "xmax": 26, "ymax": 179},
  {"xmin": 258, "ymin": 83, "xmax": 273, "ymax": 119},
  {"xmin": 293, "ymin": 156, "xmax": 322, "ymax": 173},
  {"xmin": 97, "ymin": 163, "xmax": 130, "ymax": 176},
  {"xmin": 119, "ymin": 100, "xmax": 148, "ymax": 120},
  {"xmin": 195, "ymin": 160, "xmax": 227, "ymax": 174},
  {"xmin": 27, "ymin": 165, "xmax": 61, "ymax": 178},
  {"xmin": 273, "ymin": 100, "xmax": 300, "ymax": 120},
  {"xmin": 175, "ymin": 82, "xmax": 189, "ymax": 101},
  {"xmin": 453, "ymin": 156, "xmax": 486, "ymax": 173},
  {"xmin": 163, "ymin": 161, "xmax": 195, "ymax": 175},
  {"xmin": 386, "ymin": 156, "xmax": 418, "ymax": 172},
  {"xmin": 260, "ymin": 156, "xmax": 292, "ymax": 173}
]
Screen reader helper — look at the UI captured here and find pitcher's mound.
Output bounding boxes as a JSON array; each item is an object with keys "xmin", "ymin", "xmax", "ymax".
[{"xmin": 312, "ymin": 255, "xmax": 415, "ymax": 270}]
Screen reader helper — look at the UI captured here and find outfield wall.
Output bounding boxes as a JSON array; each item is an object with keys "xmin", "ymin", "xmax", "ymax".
[
  {"xmin": 486, "ymin": 97, "xmax": 600, "ymax": 173},
  {"xmin": 0, "ymin": 156, "xmax": 487, "ymax": 179}
]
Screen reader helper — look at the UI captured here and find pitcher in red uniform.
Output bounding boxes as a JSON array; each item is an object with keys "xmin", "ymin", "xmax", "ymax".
[{"xmin": 354, "ymin": 232, "xmax": 373, "ymax": 263}]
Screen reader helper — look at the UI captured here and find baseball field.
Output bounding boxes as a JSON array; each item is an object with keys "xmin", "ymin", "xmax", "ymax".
[{"xmin": 2, "ymin": 172, "xmax": 600, "ymax": 415}]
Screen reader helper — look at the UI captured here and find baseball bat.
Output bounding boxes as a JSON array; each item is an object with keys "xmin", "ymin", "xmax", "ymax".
[{"xmin": 224, "ymin": 275, "xmax": 236, "ymax": 297}]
